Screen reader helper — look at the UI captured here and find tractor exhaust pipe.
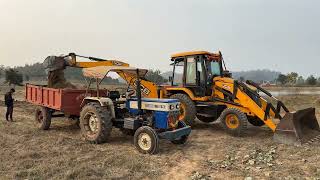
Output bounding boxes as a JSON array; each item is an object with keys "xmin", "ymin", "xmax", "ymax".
[{"xmin": 273, "ymin": 108, "xmax": 320, "ymax": 146}]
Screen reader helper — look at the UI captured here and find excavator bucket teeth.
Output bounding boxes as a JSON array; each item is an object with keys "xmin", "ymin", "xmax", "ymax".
[{"xmin": 273, "ymin": 108, "xmax": 320, "ymax": 146}]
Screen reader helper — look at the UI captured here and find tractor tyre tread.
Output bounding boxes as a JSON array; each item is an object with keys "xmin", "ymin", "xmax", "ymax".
[{"xmin": 80, "ymin": 102, "xmax": 113, "ymax": 144}]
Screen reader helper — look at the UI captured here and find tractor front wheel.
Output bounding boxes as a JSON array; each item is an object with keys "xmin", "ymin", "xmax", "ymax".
[
  {"xmin": 35, "ymin": 106, "xmax": 52, "ymax": 130},
  {"xmin": 220, "ymin": 108, "xmax": 248, "ymax": 137},
  {"xmin": 80, "ymin": 102, "xmax": 113, "ymax": 144},
  {"xmin": 134, "ymin": 126, "xmax": 159, "ymax": 154},
  {"xmin": 170, "ymin": 94, "xmax": 196, "ymax": 126}
]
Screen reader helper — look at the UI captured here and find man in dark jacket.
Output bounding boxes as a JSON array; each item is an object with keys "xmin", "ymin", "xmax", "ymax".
[{"xmin": 4, "ymin": 88, "xmax": 15, "ymax": 121}]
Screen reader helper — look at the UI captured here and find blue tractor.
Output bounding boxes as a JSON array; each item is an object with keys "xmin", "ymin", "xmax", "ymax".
[{"xmin": 79, "ymin": 66, "xmax": 191, "ymax": 154}]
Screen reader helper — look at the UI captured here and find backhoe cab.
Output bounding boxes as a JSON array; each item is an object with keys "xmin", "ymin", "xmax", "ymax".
[
  {"xmin": 166, "ymin": 51, "xmax": 229, "ymax": 124},
  {"xmin": 165, "ymin": 50, "xmax": 320, "ymax": 145}
]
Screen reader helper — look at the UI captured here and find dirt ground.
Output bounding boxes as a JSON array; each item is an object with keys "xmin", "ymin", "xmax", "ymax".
[{"xmin": 1, "ymin": 86, "xmax": 320, "ymax": 179}]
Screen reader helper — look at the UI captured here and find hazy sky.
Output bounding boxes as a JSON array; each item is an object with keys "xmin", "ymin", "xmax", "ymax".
[{"xmin": 0, "ymin": 0, "xmax": 319, "ymax": 77}]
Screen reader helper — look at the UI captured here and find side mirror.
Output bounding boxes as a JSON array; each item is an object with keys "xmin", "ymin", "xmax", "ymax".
[{"xmin": 222, "ymin": 70, "xmax": 232, "ymax": 78}]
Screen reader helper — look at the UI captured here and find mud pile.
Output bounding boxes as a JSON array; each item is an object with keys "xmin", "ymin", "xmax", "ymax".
[{"xmin": 47, "ymin": 69, "xmax": 76, "ymax": 89}]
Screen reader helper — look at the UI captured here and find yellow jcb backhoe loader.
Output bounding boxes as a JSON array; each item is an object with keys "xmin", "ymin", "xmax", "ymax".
[{"xmin": 43, "ymin": 52, "xmax": 320, "ymax": 145}]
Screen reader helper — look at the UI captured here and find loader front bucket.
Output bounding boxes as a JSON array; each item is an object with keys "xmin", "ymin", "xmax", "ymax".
[{"xmin": 273, "ymin": 108, "xmax": 320, "ymax": 146}]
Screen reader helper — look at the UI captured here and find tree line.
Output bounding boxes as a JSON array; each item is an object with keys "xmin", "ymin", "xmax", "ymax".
[
  {"xmin": 276, "ymin": 72, "xmax": 319, "ymax": 86},
  {"xmin": 0, "ymin": 63, "xmax": 168, "ymax": 86}
]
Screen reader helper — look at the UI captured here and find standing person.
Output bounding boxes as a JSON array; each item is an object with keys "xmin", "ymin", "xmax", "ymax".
[{"xmin": 4, "ymin": 88, "xmax": 15, "ymax": 121}]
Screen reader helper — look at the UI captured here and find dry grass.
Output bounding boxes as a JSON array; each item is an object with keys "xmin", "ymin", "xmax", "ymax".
[{"xmin": 0, "ymin": 85, "xmax": 320, "ymax": 179}]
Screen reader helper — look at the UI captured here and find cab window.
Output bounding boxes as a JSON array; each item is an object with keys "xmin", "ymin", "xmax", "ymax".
[
  {"xmin": 208, "ymin": 61, "xmax": 221, "ymax": 76},
  {"xmin": 186, "ymin": 57, "xmax": 196, "ymax": 85},
  {"xmin": 172, "ymin": 59, "xmax": 184, "ymax": 86}
]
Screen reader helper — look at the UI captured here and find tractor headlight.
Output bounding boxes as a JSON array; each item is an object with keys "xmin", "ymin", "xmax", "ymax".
[
  {"xmin": 176, "ymin": 104, "xmax": 180, "ymax": 109},
  {"xmin": 170, "ymin": 104, "xmax": 175, "ymax": 110}
]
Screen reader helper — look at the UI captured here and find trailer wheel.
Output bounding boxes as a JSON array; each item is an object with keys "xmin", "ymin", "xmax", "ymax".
[
  {"xmin": 134, "ymin": 126, "xmax": 159, "ymax": 154},
  {"xmin": 247, "ymin": 116, "xmax": 265, "ymax": 126},
  {"xmin": 220, "ymin": 108, "xmax": 247, "ymax": 137},
  {"xmin": 35, "ymin": 106, "xmax": 52, "ymax": 130},
  {"xmin": 170, "ymin": 94, "xmax": 196, "ymax": 126},
  {"xmin": 80, "ymin": 102, "xmax": 113, "ymax": 144},
  {"xmin": 171, "ymin": 121, "xmax": 189, "ymax": 145}
]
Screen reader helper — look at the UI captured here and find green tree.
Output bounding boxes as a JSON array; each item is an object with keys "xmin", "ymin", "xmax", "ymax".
[
  {"xmin": 5, "ymin": 69, "xmax": 23, "ymax": 86},
  {"xmin": 306, "ymin": 75, "xmax": 317, "ymax": 85},
  {"xmin": 277, "ymin": 74, "xmax": 288, "ymax": 85},
  {"xmin": 145, "ymin": 69, "xmax": 168, "ymax": 85},
  {"xmin": 296, "ymin": 76, "xmax": 305, "ymax": 85},
  {"xmin": 286, "ymin": 72, "xmax": 298, "ymax": 85},
  {"xmin": 24, "ymin": 74, "xmax": 30, "ymax": 81}
]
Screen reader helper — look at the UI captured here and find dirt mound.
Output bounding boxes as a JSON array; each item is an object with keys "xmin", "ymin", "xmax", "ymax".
[{"xmin": 48, "ymin": 70, "xmax": 76, "ymax": 89}]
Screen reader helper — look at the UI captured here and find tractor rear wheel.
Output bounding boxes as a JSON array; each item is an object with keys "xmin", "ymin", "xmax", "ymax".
[
  {"xmin": 134, "ymin": 126, "xmax": 159, "ymax": 154},
  {"xmin": 35, "ymin": 106, "xmax": 52, "ymax": 130},
  {"xmin": 247, "ymin": 116, "xmax": 265, "ymax": 126},
  {"xmin": 80, "ymin": 102, "xmax": 113, "ymax": 144},
  {"xmin": 170, "ymin": 94, "xmax": 196, "ymax": 126},
  {"xmin": 220, "ymin": 108, "xmax": 248, "ymax": 137}
]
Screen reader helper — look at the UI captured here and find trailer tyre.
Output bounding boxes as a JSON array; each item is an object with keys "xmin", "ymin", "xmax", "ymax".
[
  {"xmin": 171, "ymin": 121, "xmax": 189, "ymax": 145},
  {"xmin": 80, "ymin": 102, "xmax": 113, "ymax": 144},
  {"xmin": 134, "ymin": 126, "xmax": 159, "ymax": 154},
  {"xmin": 220, "ymin": 108, "xmax": 247, "ymax": 137},
  {"xmin": 247, "ymin": 116, "xmax": 265, "ymax": 127},
  {"xmin": 35, "ymin": 106, "xmax": 52, "ymax": 130},
  {"xmin": 170, "ymin": 94, "xmax": 196, "ymax": 126}
]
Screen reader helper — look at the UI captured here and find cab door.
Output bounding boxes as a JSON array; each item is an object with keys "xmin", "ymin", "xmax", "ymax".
[{"xmin": 184, "ymin": 56, "xmax": 206, "ymax": 97}]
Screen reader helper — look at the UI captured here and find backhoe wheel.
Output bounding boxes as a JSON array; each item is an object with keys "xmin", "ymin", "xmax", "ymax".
[
  {"xmin": 197, "ymin": 115, "xmax": 218, "ymax": 123},
  {"xmin": 220, "ymin": 108, "xmax": 248, "ymax": 137},
  {"xmin": 35, "ymin": 106, "xmax": 52, "ymax": 130},
  {"xmin": 134, "ymin": 126, "xmax": 159, "ymax": 154},
  {"xmin": 80, "ymin": 102, "xmax": 113, "ymax": 144},
  {"xmin": 170, "ymin": 94, "xmax": 196, "ymax": 126},
  {"xmin": 171, "ymin": 121, "xmax": 189, "ymax": 145}
]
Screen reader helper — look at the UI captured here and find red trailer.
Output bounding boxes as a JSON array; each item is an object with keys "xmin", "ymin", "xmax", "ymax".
[{"xmin": 25, "ymin": 84, "xmax": 108, "ymax": 129}]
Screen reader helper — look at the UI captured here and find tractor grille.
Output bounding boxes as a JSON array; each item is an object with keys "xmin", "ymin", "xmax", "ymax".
[{"xmin": 168, "ymin": 111, "xmax": 180, "ymax": 129}]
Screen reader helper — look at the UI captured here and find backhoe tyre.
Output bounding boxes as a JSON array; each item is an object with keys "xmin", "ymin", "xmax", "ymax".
[
  {"xmin": 170, "ymin": 94, "xmax": 196, "ymax": 126},
  {"xmin": 80, "ymin": 102, "xmax": 113, "ymax": 144},
  {"xmin": 197, "ymin": 115, "xmax": 217, "ymax": 123},
  {"xmin": 35, "ymin": 106, "xmax": 52, "ymax": 130},
  {"xmin": 171, "ymin": 121, "xmax": 189, "ymax": 145},
  {"xmin": 247, "ymin": 116, "xmax": 265, "ymax": 127},
  {"xmin": 220, "ymin": 108, "xmax": 248, "ymax": 137},
  {"xmin": 134, "ymin": 126, "xmax": 159, "ymax": 154}
]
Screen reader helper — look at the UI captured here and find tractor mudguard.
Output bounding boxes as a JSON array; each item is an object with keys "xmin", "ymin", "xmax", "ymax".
[{"xmin": 273, "ymin": 108, "xmax": 320, "ymax": 146}]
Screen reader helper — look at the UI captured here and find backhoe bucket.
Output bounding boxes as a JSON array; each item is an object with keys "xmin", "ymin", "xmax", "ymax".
[{"xmin": 273, "ymin": 108, "xmax": 320, "ymax": 146}]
